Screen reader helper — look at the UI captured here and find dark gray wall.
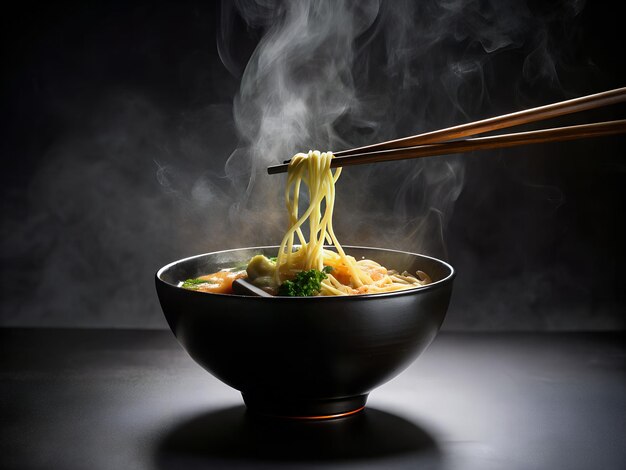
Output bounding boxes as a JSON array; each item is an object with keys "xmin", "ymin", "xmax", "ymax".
[{"xmin": 1, "ymin": 0, "xmax": 624, "ymax": 330}]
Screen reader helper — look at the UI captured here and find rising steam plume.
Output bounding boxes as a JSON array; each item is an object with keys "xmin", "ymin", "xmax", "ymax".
[
  {"xmin": 217, "ymin": 0, "xmax": 584, "ymax": 257},
  {"xmin": 1, "ymin": 0, "xmax": 592, "ymax": 328}
]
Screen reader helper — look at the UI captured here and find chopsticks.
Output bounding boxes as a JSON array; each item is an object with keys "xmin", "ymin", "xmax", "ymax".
[
  {"xmin": 269, "ymin": 120, "xmax": 626, "ymax": 173},
  {"xmin": 267, "ymin": 87, "xmax": 626, "ymax": 175}
]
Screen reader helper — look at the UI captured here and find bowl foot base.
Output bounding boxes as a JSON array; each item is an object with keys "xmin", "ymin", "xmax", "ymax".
[{"xmin": 242, "ymin": 393, "xmax": 368, "ymax": 420}]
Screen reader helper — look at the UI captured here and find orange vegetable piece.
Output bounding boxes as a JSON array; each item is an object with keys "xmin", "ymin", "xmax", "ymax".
[{"xmin": 196, "ymin": 270, "xmax": 246, "ymax": 294}]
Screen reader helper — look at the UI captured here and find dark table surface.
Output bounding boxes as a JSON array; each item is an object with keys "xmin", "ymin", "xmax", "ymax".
[{"xmin": 1, "ymin": 329, "xmax": 624, "ymax": 470}]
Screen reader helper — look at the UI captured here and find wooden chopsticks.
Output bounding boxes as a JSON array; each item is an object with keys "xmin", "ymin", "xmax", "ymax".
[{"xmin": 267, "ymin": 87, "xmax": 626, "ymax": 175}]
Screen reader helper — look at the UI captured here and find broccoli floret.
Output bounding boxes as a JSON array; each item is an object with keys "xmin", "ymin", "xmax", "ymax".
[{"xmin": 278, "ymin": 266, "xmax": 333, "ymax": 296}]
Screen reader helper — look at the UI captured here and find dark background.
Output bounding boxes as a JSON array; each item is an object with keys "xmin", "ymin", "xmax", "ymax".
[{"xmin": 1, "ymin": 0, "xmax": 624, "ymax": 330}]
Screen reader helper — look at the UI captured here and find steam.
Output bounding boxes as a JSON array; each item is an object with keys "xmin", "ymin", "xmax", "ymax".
[
  {"xmin": 220, "ymin": 0, "xmax": 584, "ymax": 258},
  {"xmin": 220, "ymin": 0, "xmax": 380, "ymax": 244},
  {"xmin": 1, "ymin": 0, "xmax": 596, "ymax": 329}
]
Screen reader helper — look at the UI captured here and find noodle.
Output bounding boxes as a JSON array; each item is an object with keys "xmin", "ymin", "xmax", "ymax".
[{"xmin": 274, "ymin": 150, "xmax": 430, "ymax": 296}]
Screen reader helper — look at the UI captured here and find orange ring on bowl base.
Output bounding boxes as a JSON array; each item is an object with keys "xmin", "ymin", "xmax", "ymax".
[{"xmin": 286, "ymin": 405, "xmax": 366, "ymax": 420}]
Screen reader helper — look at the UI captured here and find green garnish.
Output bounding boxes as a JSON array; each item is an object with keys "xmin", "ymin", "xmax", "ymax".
[
  {"xmin": 181, "ymin": 278, "xmax": 211, "ymax": 290},
  {"xmin": 278, "ymin": 266, "xmax": 333, "ymax": 297}
]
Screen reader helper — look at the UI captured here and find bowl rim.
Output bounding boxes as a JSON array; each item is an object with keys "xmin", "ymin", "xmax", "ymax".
[{"xmin": 156, "ymin": 245, "xmax": 455, "ymax": 300}]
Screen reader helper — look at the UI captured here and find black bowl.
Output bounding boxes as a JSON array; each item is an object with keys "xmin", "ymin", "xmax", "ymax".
[{"xmin": 156, "ymin": 246, "xmax": 454, "ymax": 418}]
